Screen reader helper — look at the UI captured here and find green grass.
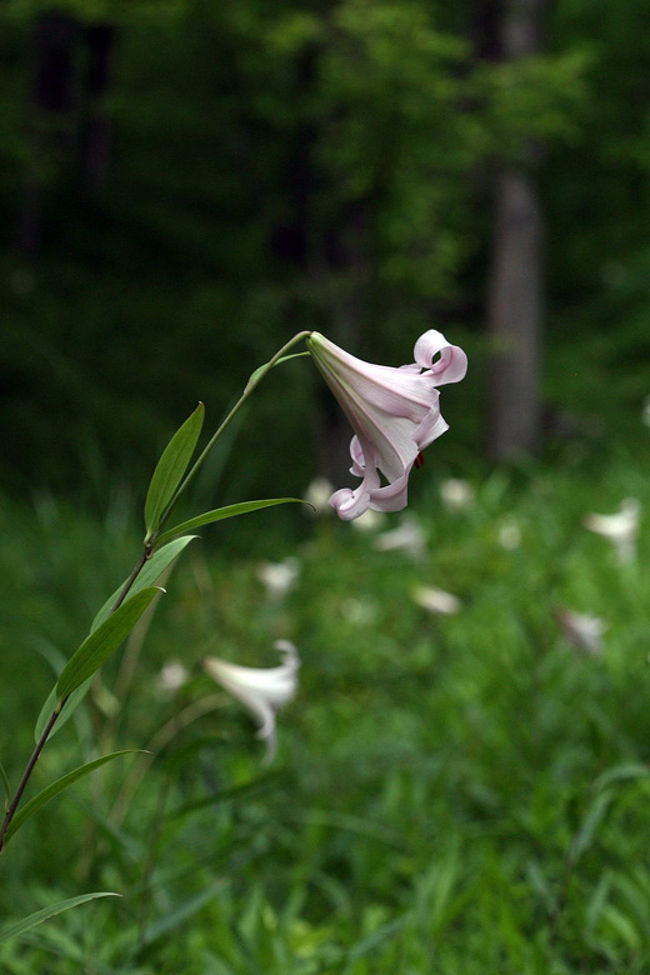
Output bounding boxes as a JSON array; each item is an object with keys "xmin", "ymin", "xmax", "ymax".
[{"xmin": 1, "ymin": 437, "xmax": 650, "ymax": 973}]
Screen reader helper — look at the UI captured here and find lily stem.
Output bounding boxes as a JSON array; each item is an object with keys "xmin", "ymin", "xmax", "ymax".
[
  {"xmin": 162, "ymin": 330, "xmax": 312, "ymax": 521},
  {"xmin": 0, "ymin": 699, "xmax": 65, "ymax": 853},
  {"xmin": 0, "ymin": 331, "xmax": 312, "ymax": 856},
  {"xmin": 0, "ymin": 540, "xmax": 152, "ymax": 855}
]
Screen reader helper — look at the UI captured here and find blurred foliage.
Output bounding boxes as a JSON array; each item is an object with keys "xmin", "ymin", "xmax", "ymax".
[
  {"xmin": 0, "ymin": 0, "xmax": 600, "ymax": 503},
  {"xmin": 2, "ymin": 444, "xmax": 650, "ymax": 970}
]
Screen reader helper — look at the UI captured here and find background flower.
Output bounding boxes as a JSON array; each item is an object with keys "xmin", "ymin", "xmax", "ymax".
[{"xmin": 203, "ymin": 640, "xmax": 299, "ymax": 761}]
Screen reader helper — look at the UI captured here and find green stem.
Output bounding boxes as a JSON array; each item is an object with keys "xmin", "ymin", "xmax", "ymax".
[
  {"xmin": 0, "ymin": 701, "xmax": 64, "ymax": 853},
  {"xmin": 158, "ymin": 331, "xmax": 311, "ymax": 529},
  {"xmin": 0, "ymin": 330, "xmax": 313, "ymax": 856},
  {"xmin": 0, "ymin": 540, "xmax": 153, "ymax": 855}
]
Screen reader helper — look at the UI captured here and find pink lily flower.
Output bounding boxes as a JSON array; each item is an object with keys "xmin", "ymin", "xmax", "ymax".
[{"xmin": 307, "ymin": 330, "xmax": 467, "ymax": 520}]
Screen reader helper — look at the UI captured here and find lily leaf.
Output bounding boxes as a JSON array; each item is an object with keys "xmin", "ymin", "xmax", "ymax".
[
  {"xmin": 3, "ymin": 750, "xmax": 141, "ymax": 844},
  {"xmin": 35, "ymin": 537, "xmax": 196, "ymax": 742},
  {"xmin": 156, "ymin": 498, "xmax": 308, "ymax": 546},
  {"xmin": 0, "ymin": 760, "xmax": 10, "ymax": 810},
  {"xmin": 57, "ymin": 588, "xmax": 161, "ymax": 701},
  {"xmin": 0, "ymin": 892, "xmax": 120, "ymax": 944},
  {"xmin": 91, "ymin": 535, "xmax": 197, "ymax": 632},
  {"xmin": 144, "ymin": 402, "xmax": 204, "ymax": 536},
  {"xmin": 34, "ymin": 677, "xmax": 95, "ymax": 744}
]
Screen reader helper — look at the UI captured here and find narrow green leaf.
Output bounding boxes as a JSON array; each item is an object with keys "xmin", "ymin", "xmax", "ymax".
[
  {"xmin": 156, "ymin": 499, "xmax": 308, "ymax": 546},
  {"xmin": 136, "ymin": 880, "xmax": 225, "ymax": 948},
  {"xmin": 57, "ymin": 588, "xmax": 161, "ymax": 701},
  {"xmin": 569, "ymin": 790, "xmax": 615, "ymax": 864},
  {"xmin": 592, "ymin": 762, "xmax": 650, "ymax": 792},
  {"xmin": 0, "ymin": 760, "xmax": 10, "ymax": 810},
  {"xmin": 144, "ymin": 402, "xmax": 204, "ymax": 535},
  {"xmin": 168, "ymin": 771, "xmax": 279, "ymax": 821},
  {"xmin": 4, "ymin": 751, "xmax": 141, "ymax": 844},
  {"xmin": 34, "ymin": 678, "xmax": 94, "ymax": 744},
  {"xmin": 35, "ymin": 538, "xmax": 195, "ymax": 742},
  {"xmin": 0, "ymin": 892, "xmax": 120, "ymax": 944},
  {"xmin": 91, "ymin": 535, "xmax": 197, "ymax": 632}
]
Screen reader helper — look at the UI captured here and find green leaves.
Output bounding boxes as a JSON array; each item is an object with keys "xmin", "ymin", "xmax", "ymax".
[
  {"xmin": 34, "ymin": 680, "xmax": 93, "ymax": 744},
  {"xmin": 0, "ymin": 892, "xmax": 120, "ymax": 945},
  {"xmin": 156, "ymin": 499, "xmax": 308, "ymax": 546},
  {"xmin": 3, "ymin": 751, "xmax": 140, "ymax": 845},
  {"xmin": 144, "ymin": 402, "xmax": 204, "ymax": 537},
  {"xmin": 35, "ymin": 536, "xmax": 196, "ymax": 742},
  {"xmin": 56, "ymin": 588, "xmax": 161, "ymax": 702},
  {"xmin": 91, "ymin": 535, "xmax": 197, "ymax": 632},
  {"xmin": 0, "ymin": 760, "xmax": 10, "ymax": 810}
]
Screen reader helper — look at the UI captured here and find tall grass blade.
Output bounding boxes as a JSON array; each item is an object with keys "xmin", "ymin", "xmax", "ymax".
[
  {"xmin": 0, "ymin": 892, "xmax": 120, "ymax": 944},
  {"xmin": 4, "ymin": 751, "xmax": 141, "ymax": 843}
]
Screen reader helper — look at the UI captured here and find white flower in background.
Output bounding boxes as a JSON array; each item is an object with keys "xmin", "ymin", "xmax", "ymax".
[
  {"xmin": 583, "ymin": 497, "xmax": 641, "ymax": 564},
  {"xmin": 412, "ymin": 584, "xmax": 462, "ymax": 615},
  {"xmin": 340, "ymin": 597, "xmax": 378, "ymax": 625},
  {"xmin": 203, "ymin": 640, "xmax": 299, "ymax": 761},
  {"xmin": 555, "ymin": 608, "xmax": 607, "ymax": 655},
  {"xmin": 439, "ymin": 478, "xmax": 475, "ymax": 511},
  {"xmin": 497, "ymin": 516, "xmax": 521, "ymax": 551},
  {"xmin": 642, "ymin": 396, "xmax": 650, "ymax": 428},
  {"xmin": 351, "ymin": 508, "xmax": 387, "ymax": 532},
  {"xmin": 307, "ymin": 330, "xmax": 467, "ymax": 520},
  {"xmin": 304, "ymin": 477, "xmax": 335, "ymax": 516},
  {"xmin": 256, "ymin": 557, "xmax": 301, "ymax": 599},
  {"xmin": 374, "ymin": 515, "xmax": 427, "ymax": 560},
  {"xmin": 158, "ymin": 660, "xmax": 190, "ymax": 694}
]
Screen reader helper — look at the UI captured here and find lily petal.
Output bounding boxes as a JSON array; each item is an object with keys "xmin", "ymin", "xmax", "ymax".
[
  {"xmin": 308, "ymin": 330, "xmax": 467, "ymax": 520},
  {"xmin": 203, "ymin": 640, "xmax": 299, "ymax": 761}
]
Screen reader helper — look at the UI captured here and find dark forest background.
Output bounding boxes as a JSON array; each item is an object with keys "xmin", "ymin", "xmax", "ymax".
[{"xmin": 2, "ymin": 0, "xmax": 650, "ymax": 509}]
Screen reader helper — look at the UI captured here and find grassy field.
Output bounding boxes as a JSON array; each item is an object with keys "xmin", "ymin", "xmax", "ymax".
[{"xmin": 1, "ymin": 432, "xmax": 650, "ymax": 973}]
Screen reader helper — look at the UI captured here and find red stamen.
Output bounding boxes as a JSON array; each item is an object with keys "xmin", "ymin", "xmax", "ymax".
[{"xmin": 414, "ymin": 452, "xmax": 425, "ymax": 470}]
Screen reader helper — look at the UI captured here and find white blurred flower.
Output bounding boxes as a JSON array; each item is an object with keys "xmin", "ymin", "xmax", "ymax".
[
  {"xmin": 555, "ymin": 608, "xmax": 607, "ymax": 655},
  {"xmin": 642, "ymin": 396, "xmax": 650, "ymax": 429},
  {"xmin": 340, "ymin": 597, "xmax": 378, "ymax": 625},
  {"xmin": 412, "ymin": 584, "xmax": 461, "ymax": 615},
  {"xmin": 304, "ymin": 477, "xmax": 335, "ymax": 516},
  {"xmin": 439, "ymin": 478, "xmax": 475, "ymax": 511},
  {"xmin": 203, "ymin": 640, "xmax": 299, "ymax": 761},
  {"xmin": 373, "ymin": 515, "xmax": 427, "ymax": 559},
  {"xmin": 497, "ymin": 516, "xmax": 521, "ymax": 551},
  {"xmin": 351, "ymin": 508, "xmax": 387, "ymax": 532},
  {"xmin": 583, "ymin": 497, "xmax": 641, "ymax": 564},
  {"xmin": 158, "ymin": 660, "xmax": 190, "ymax": 694},
  {"xmin": 256, "ymin": 558, "xmax": 301, "ymax": 599}
]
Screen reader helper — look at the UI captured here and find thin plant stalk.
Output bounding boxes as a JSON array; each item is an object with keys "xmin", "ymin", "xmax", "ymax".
[
  {"xmin": 0, "ymin": 332, "xmax": 311, "ymax": 856},
  {"xmin": 160, "ymin": 331, "xmax": 311, "ymax": 524}
]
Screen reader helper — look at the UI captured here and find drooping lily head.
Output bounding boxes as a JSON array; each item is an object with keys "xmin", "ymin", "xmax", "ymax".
[
  {"xmin": 307, "ymin": 330, "xmax": 467, "ymax": 520},
  {"xmin": 203, "ymin": 640, "xmax": 299, "ymax": 761}
]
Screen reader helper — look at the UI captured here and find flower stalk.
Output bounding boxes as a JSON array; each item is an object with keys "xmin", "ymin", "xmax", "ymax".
[{"xmin": 0, "ymin": 332, "xmax": 312, "ymax": 857}]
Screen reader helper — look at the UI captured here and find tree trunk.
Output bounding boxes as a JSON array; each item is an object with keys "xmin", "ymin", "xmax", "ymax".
[
  {"xmin": 81, "ymin": 23, "xmax": 116, "ymax": 195},
  {"xmin": 487, "ymin": 165, "xmax": 543, "ymax": 457},
  {"xmin": 486, "ymin": 0, "xmax": 546, "ymax": 460},
  {"xmin": 17, "ymin": 11, "xmax": 81, "ymax": 257}
]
